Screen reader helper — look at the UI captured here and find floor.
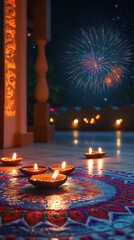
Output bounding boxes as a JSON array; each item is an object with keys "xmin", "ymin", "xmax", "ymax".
[
  {"xmin": 0, "ymin": 130, "xmax": 134, "ymax": 239},
  {"xmin": 0, "ymin": 130, "xmax": 133, "ymax": 173}
]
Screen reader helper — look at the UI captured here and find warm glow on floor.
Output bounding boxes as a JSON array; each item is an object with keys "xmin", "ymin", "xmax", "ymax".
[
  {"xmin": 73, "ymin": 130, "xmax": 78, "ymax": 138},
  {"xmin": 87, "ymin": 160, "xmax": 93, "ymax": 174}
]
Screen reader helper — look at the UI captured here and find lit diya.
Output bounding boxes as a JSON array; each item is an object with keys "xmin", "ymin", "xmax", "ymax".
[
  {"xmin": 49, "ymin": 161, "xmax": 75, "ymax": 175},
  {"xmin": 19, "ymin": 163, "xmax": 47, "ymax": 176},
  {"xmin": 28, "ymin": 170, "xmax": 67, "ymax": 189},
  {"xmin": 0, "ymin": 153, "xmax": 22, "ymax": 166},
  {"xmin": 84, "ymin": 147, "xmax": 106, "ymax": 159}
]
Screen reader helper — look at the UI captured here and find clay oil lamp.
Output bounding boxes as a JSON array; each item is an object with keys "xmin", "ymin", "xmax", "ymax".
[
  {"xmin": 19, "ymin": 163, "xmax": 47, "ymax": 176},
  {"xmin": 84, "ymin": 147, "xmax": 106, "ymax": 159},
  {"xmin": 49, "ymin": 161, "xmax": 75, "ymax": 175},
  {"xmin": 28, "ymin": 169, "xmax": 68, "ymax": 189},
  {"xmin": 0, "ymin": 153, "xmax": 22, "ymax": 166}
]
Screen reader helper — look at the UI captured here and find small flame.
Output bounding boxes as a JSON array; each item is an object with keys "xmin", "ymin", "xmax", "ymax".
[
  {"xmin": 34, "ymin": 163, "xmax": 38, "ymax": 171},
  {"xmin": 12, "ymin": 153, "xmax": 17, "ymax": 160},
  {"xmin": 89, "ymin": 147, "xmax": 92, "ymax": 154},
  {"xmin": 52, "ymin": 170, "xmax": 59, "ymax": 180},
  {"xmin": 98, "ymin": 147, "xmax": 102, "ymax": 153},
  {"xmin": 62, "ymin": 161, "xmax": 66, "ymax": 169}
]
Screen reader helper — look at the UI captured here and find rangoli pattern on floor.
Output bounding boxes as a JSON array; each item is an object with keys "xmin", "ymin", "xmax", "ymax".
[{"xmin": 0, "ymin": 168, "xmax": 134, "ymax": 240}]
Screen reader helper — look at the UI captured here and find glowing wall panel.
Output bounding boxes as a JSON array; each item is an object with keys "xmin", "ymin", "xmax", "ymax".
[{"xmin": 4, "ymin": 0, "xmax": 16, "ymax": 117}]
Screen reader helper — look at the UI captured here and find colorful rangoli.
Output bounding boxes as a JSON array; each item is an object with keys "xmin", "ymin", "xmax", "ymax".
[{"xmin": 0, "ymin": 168, "xmax": 134, "ymax": 239}]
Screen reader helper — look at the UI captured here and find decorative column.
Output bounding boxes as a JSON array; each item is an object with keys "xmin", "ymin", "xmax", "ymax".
[
  {"xmin": 34, "ymin": 39, "xmax": 49, "ymax": 103},
  {"xmin": 33, "ymin": 0, "xmax": 54, "ymax": 142}
]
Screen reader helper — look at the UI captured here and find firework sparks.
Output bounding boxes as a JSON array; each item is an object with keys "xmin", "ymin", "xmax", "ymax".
[{"xmin": 64, "ymin": 26, "xmax": 132, "ymax": 93}]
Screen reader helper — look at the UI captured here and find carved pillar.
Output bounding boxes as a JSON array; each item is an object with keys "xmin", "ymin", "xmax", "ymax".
[
  {"xmin": 34, "ymin": 40, "xmax": 49, "ymax": 103},
  {"xmin": 33, "ymin": 0, "xmax": 54, "ymax": 142}
]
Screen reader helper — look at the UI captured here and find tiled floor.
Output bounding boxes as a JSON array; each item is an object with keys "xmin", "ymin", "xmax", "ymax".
[{"xmin": 0, "ymin": 130, "xmax": 133, "ymax": 173}]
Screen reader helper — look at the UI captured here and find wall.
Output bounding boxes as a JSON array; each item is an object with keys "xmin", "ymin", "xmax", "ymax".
[{"xmin": 52, "ymin": 106, "xmax": 134, "ymax": 131}]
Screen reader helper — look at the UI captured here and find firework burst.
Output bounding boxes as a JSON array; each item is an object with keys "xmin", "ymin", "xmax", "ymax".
[{"xmin": 64, "ymin": 26, "xmax": 132, "ymax": 93}]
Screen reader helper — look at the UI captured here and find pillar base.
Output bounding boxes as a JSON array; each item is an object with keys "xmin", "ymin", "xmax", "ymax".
[
  {"xmin": 15, "ymin": 132, "xmax": 34, "ymax": 147},
  {"xmin": 34, "ymin": 125, "xmax": 54, "ymax": 142},
  {"xmin": 34, "ymin": 103, "xmax": 54, "ymax": 142}
]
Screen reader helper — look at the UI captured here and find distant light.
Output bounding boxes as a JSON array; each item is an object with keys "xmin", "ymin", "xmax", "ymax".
[
  {"xmin": 104, "ymin": 98, "xmax": 107, "ymax": 101},
  {"xmin": 95, "ymin": 114, "xmax": 100, "ymax": 119},
  {"xmin": 27, "ymin": 33, "xmax": 31, "ymax": 37},
  {"xmin": 116, "ymin": 119, "xmax": 121, "ymax": 125},
  {"xmin": 73, "ymin": 119, "xmax": 79, "ymax": 124},
  {"xmin": 74, "ymin": 139, "xmax": 78, "ymax": 144},
  {"xmin": 50, "ymin": 118, "xmax": 54, "ymax": 123},
  {"xmin": 116, "ymin": 119, "xmax": 123, "ymax": 125},
  {"xmin": 90, "ymin": 118, "xmax": 95, "ymax": 124},
  {"xmin": 83, "ymin": 117, "xmax": 89, "ymax": 124},
  {"xmin": 50, "ymin": 108, "xmax": 55, "ymax": 112}
]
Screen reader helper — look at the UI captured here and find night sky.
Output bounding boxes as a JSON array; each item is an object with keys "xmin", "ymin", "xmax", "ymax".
[{"xmin": 28, "ymin": 0, "xmax": 134, "ymax": 108}]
